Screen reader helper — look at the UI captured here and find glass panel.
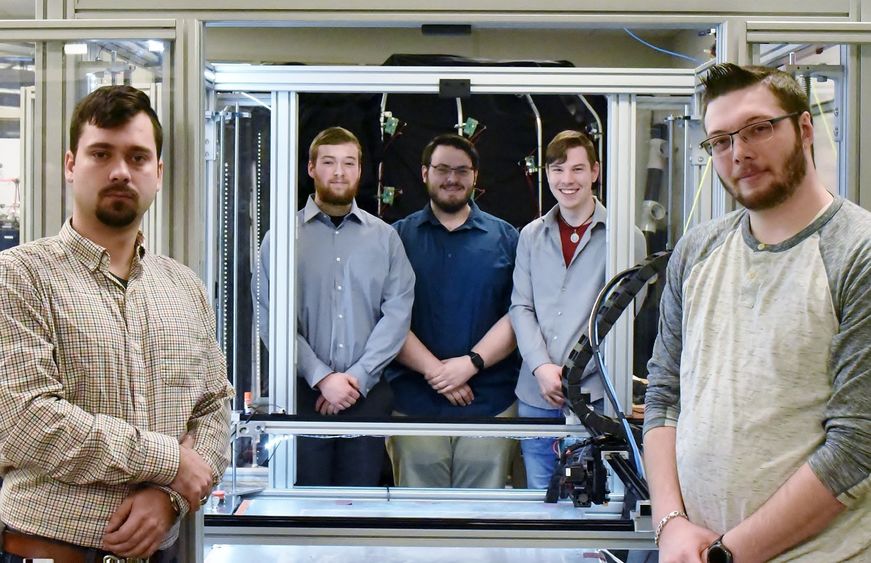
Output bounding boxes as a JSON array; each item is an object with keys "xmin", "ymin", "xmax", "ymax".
[
  {"xmin": 0, "ymin": 41, "xmax": 35, "ymax": 250},
  {"xmin": 224, "ymin": 90, "xmax": 612, "ymax": 490},
  {"xmin": 632, "ymin": 98, "xmax": 691, "ymax": 419}
]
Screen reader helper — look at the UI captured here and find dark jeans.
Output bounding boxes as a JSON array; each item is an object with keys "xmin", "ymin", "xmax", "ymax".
[{"xmin": 295, "ymin": 378, "xmax": 393, "ymax": 486}]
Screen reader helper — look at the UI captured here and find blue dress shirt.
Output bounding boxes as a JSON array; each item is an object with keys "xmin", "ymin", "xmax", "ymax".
[{"xmin": 386, "ymin": 201, "xmax": 520, "ymax": 417}]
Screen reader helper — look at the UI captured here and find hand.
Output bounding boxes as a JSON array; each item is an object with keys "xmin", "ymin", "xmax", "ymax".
[
  {"xmin": 442, "ymin": 383, "xmax": 475, "ymax": 406},
  {"xmin": 427, "ymin": 356, "xmax": 477, "ymax": 393},
  {"xmin": 533, "ymin": 363, "xmax": 565, "ymax": 407},
  {"xmin": 102, "ymin": 487, "xmax": 176, "ymax": 558},
  {"xmin": 315, "ymin": 394, "xmax": 342, "ymax": 415},
  {"xmin": 658, "ymin": 517, "xmax": 719, "ymax": 563},
  {"xmin": 316, "ymin": 372, "xmax": 360, "ymax": 412},
  {"xmin": 169, "ymin": 434, "xmax": 214, "ymax": 511}
]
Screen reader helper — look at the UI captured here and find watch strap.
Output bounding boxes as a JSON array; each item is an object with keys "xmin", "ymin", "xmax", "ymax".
[{"xmin": 468, "ymin": 351, "xmax": 485, "ymax": 371}]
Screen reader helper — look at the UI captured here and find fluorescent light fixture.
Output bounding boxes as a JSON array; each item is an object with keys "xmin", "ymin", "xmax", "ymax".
[
  {"xmin": 146, "ymin": 40, "xmax": 165, "ymax": 53},
  {"xmin": 63, "ymin": 43, "xmax": 88, "ymax": 55}
]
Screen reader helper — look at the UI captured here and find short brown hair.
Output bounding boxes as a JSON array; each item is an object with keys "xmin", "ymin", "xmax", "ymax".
[
  {"xmin": 545, "ymin": 130, "xmax": 598, "ymax": 168},
  {"xmin": 309, "ymin": 126, "xmax": 362, "ymax": 162},
  {"xmin": 701, "ymin": 63, "xmax": 810, "ymax": 125},
  {"xmin": 69, "ymin": 85, "xmax": 162, "ymax": 157},
  {"xmin": 421, "ymin": 133, "xmax": 479, "ymax": 169}
]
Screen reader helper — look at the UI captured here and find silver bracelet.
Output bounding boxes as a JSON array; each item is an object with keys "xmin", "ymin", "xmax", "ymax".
[{"xmin": 653, "ymin": 510, "xmax": 688, "ymax": 547}]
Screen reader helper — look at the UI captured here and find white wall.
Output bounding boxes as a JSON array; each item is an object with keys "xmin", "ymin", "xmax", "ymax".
[{"xmin": 206, "ymin": 27, "xmax": 711, "ymax": 68}]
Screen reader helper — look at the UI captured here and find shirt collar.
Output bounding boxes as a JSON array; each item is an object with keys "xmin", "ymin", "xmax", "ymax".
[
  {"xmin": 543, "ymin": 198, "xmax": 606, "ymax": 231},
  {"xmin": 416, "ymin": 200, "xmax": 489, "ymax": 232},
  {"xmin": 59, "ymin": 218, "xmax": 146, "ymax": 273},
  {"xmin": 302, "ymin": 195, "xmax": 365, "ymax": 225},
  {"xmin": 739, "ymin": 194, "xmax": 842, "ymax": 252}
]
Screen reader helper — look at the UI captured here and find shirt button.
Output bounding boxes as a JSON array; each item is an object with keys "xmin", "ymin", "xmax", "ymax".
[
  {"xmin": 557, "ymin": 311, "xmax": 562, "ymax": 316},
  {"xmin": 553, "ymin": 336, "xmax": 558, "ymax": 340},
  {"xmin": 336, "ymin": 257, "xmax": 341, "ymax": 262},
  {"xmin": 338, "ymin": 314, "xmax": 344, "ymax": 319},
  {"xmin": 757, "ymin": 243, "xmax": 766, "ymax": 250},
  {"xmin": 337, "ymin": 285, "xmax": 343, "ymax": 291},
  {"xmin": 338, "ymin": 344, "xmax": 344, "ymax": 349},
  {"xmin": 335, "ymin": 231, "xmax": 340, "ymax": 235},
  {"xmin": 561, "ymin": 287, "xmax": 566, "ymax": 292}
]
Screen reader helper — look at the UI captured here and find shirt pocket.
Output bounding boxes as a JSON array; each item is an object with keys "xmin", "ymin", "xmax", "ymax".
[{"xmin": 154, "ymin": 315, "xmax": 211, "ymax": 389}]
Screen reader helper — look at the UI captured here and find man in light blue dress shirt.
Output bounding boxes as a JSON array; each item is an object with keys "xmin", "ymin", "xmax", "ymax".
[{"xmin": 255, "ymin": 127, "xmax": 415, "ymax": 486}]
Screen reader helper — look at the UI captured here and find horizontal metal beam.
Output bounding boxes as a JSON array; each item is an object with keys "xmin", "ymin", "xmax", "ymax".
[
  {"xmin": 212, "ymin": 64, "xmax": 695, "ymax": 95},
  {"xmin": 204, "ymin": 525, "xmax": 652, "ymax": 549},
  {"xmin": 236, "ymin": 420, "xmax": 590, "ymax": 438},
  {"xmin": 0, "ymin": 19, "xmax": 176, "ymax": 41},
  {"xmin": 747, "ymin": 21, "xmax": 871, "ymax": 44}
]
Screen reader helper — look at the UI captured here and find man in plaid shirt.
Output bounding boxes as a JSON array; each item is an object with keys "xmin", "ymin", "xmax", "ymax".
[{"xmin": 0, "ymin": 85, "xmax": 234, "ymax": 562}]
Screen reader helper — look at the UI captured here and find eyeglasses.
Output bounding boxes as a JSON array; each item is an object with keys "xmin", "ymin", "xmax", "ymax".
[
  {"xmin": 428, "ymin": 164, "xmax": 474, "ymax": 179},
  {"xmin": 700, "ymin": 112, "xmax": 801, "ymax": 157}
]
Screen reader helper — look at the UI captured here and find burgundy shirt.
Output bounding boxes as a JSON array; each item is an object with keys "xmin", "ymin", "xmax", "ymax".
[{"xmin": 556, "ymin": 213, "xmax": 591, "ymax": 266}]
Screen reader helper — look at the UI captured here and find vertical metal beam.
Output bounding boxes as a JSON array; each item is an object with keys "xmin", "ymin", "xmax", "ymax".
[
  {"xmin": 854, "ymin": 0, "xmax": 871, "ymax": 209},
  {"xmin": 38, "ymin": 42, "xmax": 65, "ymax": 236},
  {"xmin": 268, "ymin": 90, "xmax": 298, "ymax": 488},
  {"xmin": 203, "ymin": 85, "xmax": 219, "ymax": 305},
  {"xmin": 19, "ymin": 86, "xmax": 36, "ymax": 243},
  {"xmin": 36, "ymin": 0, "xmax": 65, "ymax": 19},
  {"xmin": 857, "ymin": 44, "xmax": 871, "ymax": 209},
  {"xmin": 179, "ymin": 510, "xmax": 203, "ymax": 563},
  {"xmin": 171, "ymin": 18, "xmax": 205, "ymax": 268},
  {"xmin": 605, "ymin": 94, "xmax": 638, "ymax": 414}
]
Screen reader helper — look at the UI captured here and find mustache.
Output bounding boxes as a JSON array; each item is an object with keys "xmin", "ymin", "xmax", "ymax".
[{"xmin": 99, "ymin": 184, "xmax": 137, "ymax": 198}]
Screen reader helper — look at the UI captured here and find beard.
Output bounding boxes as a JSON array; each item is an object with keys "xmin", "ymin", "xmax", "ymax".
[
  {"xmin": 96, "ymin": 186, "xmax": 140, "ymax": 227},
  {"xmin": 722, "ymin": 137, "xmax": 806, "ymax": 211},
  {"xmin": 314, "ymin": 180, "xmax": 357, "ymax": 207},
  {"xmin": 427, "ymin": 182, "xmax": 473, "ymax": 214}
]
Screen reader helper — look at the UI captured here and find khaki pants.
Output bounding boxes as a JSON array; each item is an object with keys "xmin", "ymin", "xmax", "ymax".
[{"xmin": 387, "ymin": 402, "xmax": 518, "ymax": 488}]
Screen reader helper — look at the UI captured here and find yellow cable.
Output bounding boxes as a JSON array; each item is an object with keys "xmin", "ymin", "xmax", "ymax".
[
  {"xmin": 684, "ymin": 157, "xmax": 711, "ymax": 234},
  {"xmin": 811, "ymin": 86, "xmax": 838, "ymax": 158}
]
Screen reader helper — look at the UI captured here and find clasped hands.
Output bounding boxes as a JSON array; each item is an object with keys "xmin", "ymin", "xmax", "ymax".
[
  {"xmin": 102, "ymin": 433, "xmax": 214, "ymax": 558},
  {"xmin": 425, "ymin": 355, "xmax": 477, "ymax": 407}
]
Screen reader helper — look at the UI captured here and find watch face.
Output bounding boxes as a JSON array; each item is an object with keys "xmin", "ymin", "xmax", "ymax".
[
  {"xmin": 469, "ymin": 352, "xmax": 484, "ymax": 370},
  {"xmin": 707, "ymin": 544, "xmax": 732, "ymax": 563}
]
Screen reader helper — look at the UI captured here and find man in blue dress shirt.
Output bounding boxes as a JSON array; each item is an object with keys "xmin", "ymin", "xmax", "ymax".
[{"xmin": 385, "ymin": 133, "xmax": 520, "ymax": 488}]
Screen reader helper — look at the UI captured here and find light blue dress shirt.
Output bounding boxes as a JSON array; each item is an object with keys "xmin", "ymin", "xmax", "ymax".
[
  {"xmin": 255, "ymin": 196, "xmax": 415, "ymax": 395},
  {"xmin": 510, "ymin": 200, "xmax": 646, "ymax": 406}
]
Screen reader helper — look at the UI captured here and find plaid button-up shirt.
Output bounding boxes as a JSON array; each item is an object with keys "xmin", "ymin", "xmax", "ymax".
[{"xmin": 0, "ymin": 219, "xmax": 233, "ymax": 549}]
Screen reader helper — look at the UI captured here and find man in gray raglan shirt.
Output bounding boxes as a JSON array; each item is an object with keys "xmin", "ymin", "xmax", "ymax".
[{"xmin": 644, "ymin": 63, "xmax": 869, "ymax": 562}]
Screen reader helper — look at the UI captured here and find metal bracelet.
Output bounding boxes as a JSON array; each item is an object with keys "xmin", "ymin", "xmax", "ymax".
[{"xmin": 653, "ymin": 509, "xmax": 688, "ymax": 547}]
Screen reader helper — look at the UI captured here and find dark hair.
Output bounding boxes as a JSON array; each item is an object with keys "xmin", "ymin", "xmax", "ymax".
[
  {"xmin": 421, "ymin": 133, "xmax": 479, "ymax": 169},
  {"xmin": 309, "ymin": 126, "xmax": 362, "ymax": 162},
  {"xmin": 545, "ymin": 130, "xmax": 598, "ymax": 168},
  {"xmin": 69, "ymin": 85, "xmax": 163, "ymax": 157},
  {"xmin": 701, "ymin": 63, "xmax": 810, "ymax": 126}
]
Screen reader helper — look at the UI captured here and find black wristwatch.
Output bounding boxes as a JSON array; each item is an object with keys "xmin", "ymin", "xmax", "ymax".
[
  {"xmin": 467, "ymin": 351, "xmax": 485, "ymax": 372},
  {"xmin": 707, "ymin": 535, "xmax": 734, "ymax": 563}
]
